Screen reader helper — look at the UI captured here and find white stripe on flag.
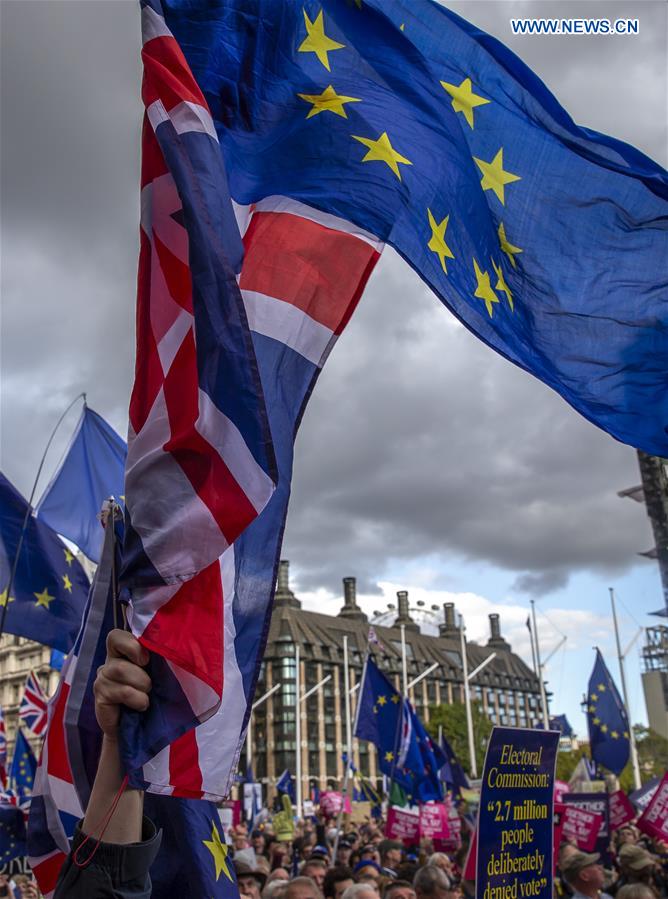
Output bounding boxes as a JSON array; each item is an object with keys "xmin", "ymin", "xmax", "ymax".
[
  {"xmin": 252, "ymin": 195, "xmax": 384, "ymax": 250},
  {"xmin": 141, "ymin": 4, "xmax": 171, "ymax": 44},
  {"xmin": 242, "ymin": 289, "xmax": 334, "ymax": 366}
]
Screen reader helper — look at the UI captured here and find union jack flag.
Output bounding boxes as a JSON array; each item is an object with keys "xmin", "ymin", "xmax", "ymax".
[
  {"xmin": 115, "ymin": 0, "xmax": 382, "ymax": 801},
  {"xmin": 19, "ymin": 671, "xmax": 48, "ymax": 737}
]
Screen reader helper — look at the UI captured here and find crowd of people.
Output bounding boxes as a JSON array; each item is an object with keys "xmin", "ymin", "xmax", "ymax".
[{"xmin": 227, "ymin": 811, "xmax": 668, "ymax": 899}]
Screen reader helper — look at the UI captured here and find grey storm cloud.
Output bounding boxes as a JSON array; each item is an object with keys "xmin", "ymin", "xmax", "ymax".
[{"xmin": 1, "ymin": 1, "xmax": 665, "ymax": 598}]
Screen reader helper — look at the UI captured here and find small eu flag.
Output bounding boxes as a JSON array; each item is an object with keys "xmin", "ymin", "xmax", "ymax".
[
  {"xmin": 586, "ymin": 650, "xmax": 630, "ymax": 776},
  {"xmin": 0, "ymin": 804, "xmax": 26, "ymax": 866},
  {"xmin": 0, "ymin": 472, "xmax": 89, "ymax": 653},
  {"xmin": 276, "ymin": 768, "xmax": 296, "ymax": 803},
  {"xmin": 10, "ymin": 729, "xmax": 36, "ymax": 802},
  {"xmin": 36, "ymin": 405, "xmax": 127, "ymax": 563},
  {"xmin": 439, "ymin": 731, "xmax": 470, "ymax": 798}
]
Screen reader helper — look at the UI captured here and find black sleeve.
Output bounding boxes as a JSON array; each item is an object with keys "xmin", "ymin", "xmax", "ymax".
[{"xmin": 53, "ymin": 817, "xmax": 162, "ymax": 899}]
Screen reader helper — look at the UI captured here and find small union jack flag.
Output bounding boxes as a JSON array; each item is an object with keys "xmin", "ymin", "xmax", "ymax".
[{"xmin": 19, "ymin": 672, "xmax": 48, "ymax": 737}]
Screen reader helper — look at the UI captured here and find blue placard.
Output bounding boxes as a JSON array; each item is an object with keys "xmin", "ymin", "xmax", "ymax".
[{"xmin": 477, "ymin": 726, "xmax": 560, "ymax": 899}]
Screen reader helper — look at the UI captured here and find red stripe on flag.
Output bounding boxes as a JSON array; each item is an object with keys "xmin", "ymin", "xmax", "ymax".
[
  {"xmin": 168, "ymin": 727, "xmax": 203, "ymax": 798},
  {"xmin": 142, "ymin": 35, "xmax": 207, "ymax": 112},
  {"xmin": 33, "ymin": 851, "xmax": 68, "ymax": 898},
  {"xmin": 161, "ymin": 330, "xmax": 260, "ymax": 543},
  {"xmin": 153, "ymin": 231, "xmax": 193, "ymax": 314},
  {"xmin": 141, "ymin": 118, "xmax": 168, "ymax": 190},
  {"xmin": 139, "ymin": 561, "xmax": 224, "ymax": 696},
  {"xmin": 129, "ymin": 230, "xmax": 165, "ymax": 433},
  {"xmin": 46, "ymin": 684, "xmax": 71, "ymax": 783},
  {"xmin": 240, "ymin": 211, "xmax": 379, "ymax": 334}
]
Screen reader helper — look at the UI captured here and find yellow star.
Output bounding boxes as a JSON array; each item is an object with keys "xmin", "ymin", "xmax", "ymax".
[
  {"xmin": 297, "ymin": 85, "xmax": 361, "ymax": 119},
  {"xmin": 593, "ymin": 717, "xmax": 601, "ymax": 726},
  {"xmin": 352, "ymin": 131, "xmax": 412, "ymax": 181},
  {"xmin": 473, "ymin": 148, "xmax": 521, "ymax": 205},
  {"xmin": 440, "ymin": 77, "xmax": 490, "ymax": 129},
  {"xmin": 377, "ymin": 695, "xmax": 387, "ymax": 706},
  {"xmin": 63, "ymin": 548, "xmax": 74, "ymax": 566},
  {"xmin": 384, "ymin": 751, "xmax": 394, "ymax": 762},
  {"xmin": 473, "ymin": 259, "xmax": 500, "ymax": 317},
  {"xmin": 298, "ymin": 9, "xmax": 345, "ymax": 72},
  {"xmin": 203, "ymin": 822, "xmax": 233, "ymax": 881},
  {"xmin": 588, "ymin": 705, "xmax": 596, "ymax": 714},
  {"xmin": 498, "ymin": 223, "xmax": 523, "ymax": 268},
  {"xmin": 590, "ymin": 693, "xmax": 598, "ymax": 703},
  {"xmin": 391, "ymin": 694, "xmax": 400, "ymax": 704},
  {"xmin": 400, "ymin": 23, "xmax": 405, "ymax": 31},
  {"xmin": 600, "ymin": 724, "xmax": 608, "ymax": 734},
  {"xmin": 34, "ymin": 588, "xmax": 55, "ymax": 609},
  {"xmin": 611, "ymin": 730, "xmax": 619, "ymax": 739},
  {"xmin": 623, "ymin": 730, "xmax": 629, "ymax": 739},
  {"xmin": 427, "ymin": 209, "xmax": 455, "ymax": 274},
  {"xmin": 62, "ymin": 574, "xmax": 73, "ymax": 593},
  {"xmin": 492, "ymin": 259, "xmax": 513, "ymax": 311},
  {"xmin": 0, "ymin": 588, "xmax": 14, "ymax": 608},
  {"xmin": 597, "ymin": 684, "xmax": 606, "ymax": 692}
]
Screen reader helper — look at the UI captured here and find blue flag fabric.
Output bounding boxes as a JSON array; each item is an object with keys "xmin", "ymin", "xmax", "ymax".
[
  {"xmin": 276, "ymin": 769, "xmax": 296, "ymax": 803},
  {"xmin": 0, "ymin": 804, "xmax": 26, "ymax": 866},
  {"xmin": 10, "ymin": 730, "xmax": 36, "ymax": 802},
  {"xmin": 586, "ymin": 650, "xmax": 630, "ymax": 776},
  {"xmin": 50, "ymin": 649, "xmax": 66, "ymax": 672},
  {"xmin": 160, "ymin": 0, "xmax": 668, "ymax": 455},
  {"xmin": 438, "ymin": 731, "xmax": 470, "ymax": 798},
  {"xmin": 355, "ymin": 657, "xmax": 445, "ymax": 802},
  {"xmin": 36, "ymin": 406, "xmax": 127, "ymax": 563},
  {"xmin": 0, "ymin": 473, "xmax": 89, "ymax": 653},
  {"xmin": 550, "ymin": 714, "xmax": 573, "ymax": 738}
]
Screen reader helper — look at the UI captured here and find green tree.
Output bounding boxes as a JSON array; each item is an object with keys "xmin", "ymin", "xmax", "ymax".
[
  {"xmin": 555, "ymin": 745, "xmax": 590, "ymax": 783},
  {"xmin": 428, "ymin": 701, "xmax": 493, "ymax": 776},
  {"xmin": 619, "ymin": 726, "xmax": 668, "ymax": 792}
]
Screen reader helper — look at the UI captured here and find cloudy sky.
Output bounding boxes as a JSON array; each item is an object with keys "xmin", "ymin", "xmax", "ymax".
[{"xmin": 1, "ymin": 0, "xmax": 666, "ymax": 734}]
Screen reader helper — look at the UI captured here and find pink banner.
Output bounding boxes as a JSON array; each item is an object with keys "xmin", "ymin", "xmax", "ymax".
[
  {"xmin": 419, "ymin": 803, "xmax": 450, "ymax": 840},
  {"xmin": 638, "ymin": 772, "xmax": 668, "ymax": 842},
  {"xmin": 554, "ymin": 780, "xmax": 570, "ymax": 804},
  {"xmin": 386, "ymin": 806, "xmax": 420, "ymax": 845},
  {"xmin": 609, "ymin": 790, "xmax": 637, "ymax": 831},
  {"xmin": 561, "ymin": 804, "xmax": 603, "ymax": 851},
  {"xmin": 319, "ymin": 791, "xmax": 343, "ymax": 818},
  {"xmin": 433, "ymin": 796, "xmax": 462, "ymax": 851}
]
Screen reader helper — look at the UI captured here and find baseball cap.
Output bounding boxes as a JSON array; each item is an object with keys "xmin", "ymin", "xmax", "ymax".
[
  {"xmin": 560, "ymin": 851, "xmax": 601, "ymax": 883},
  {"xmin": 619, "ymin": 844, "xmax": 656, "ymax": 872}
]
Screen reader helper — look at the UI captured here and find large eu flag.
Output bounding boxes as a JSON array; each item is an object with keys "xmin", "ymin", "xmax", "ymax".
[
  {"xmin": 586, "ymin": 650, "xmax": 630, "ymax": 776},
  {"xmin": 158, "ymin": 0, "xmax": 668, "ymax": 455},
  {"xmin": 355, "ymin": 656, "xmax": 444, "ymax": 801},
  {"xmin": 0, "ymin": 473, "xmax": 89, "ymax": 653},
  {"xmin": 36, "ymin": 405, "xmax": 127, "ymax": 564}
]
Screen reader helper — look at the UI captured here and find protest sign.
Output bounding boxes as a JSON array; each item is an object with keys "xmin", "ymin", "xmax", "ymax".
[
  {"xmin": 561, "ymin": 793, "xmax": 610, "ymax": 860},
  {"xmin": 420, "ymin": 803, "xmax": 450, "ymax": 840},
  {"xmin": 554, "ymin": 781, "xmax": 570, "ymax": 804},
  {"xmin": 631, "ymin": 777, "xmax": 661, "ymax": 811},
  {"xmin": 218, "ymin": 799, "xmax": 241, "ymax": 835},
  {"xmin": 434, "ymin": 797, "xmax": 462, "ymax": 851},
  {"xmin": 243, "ymin": 781, "xmax": 263, "ymax": 824},
  {"xmin": 320, "ymin": 791, "xmax": 343, "ymax": 818},
  {"xmin": 387, "ymin": 806, "xmax": 420, "ymax": 845},
  {"xmin": 477, "ymin": 726, "xmax": 559, "ymax": 899},
  {"xmin": 609, "ymin": 790, "xmax": 636, "ymax": 830},
  {"xmin": 560, "ymin": 804, "xmax": 603, "ymax": 851},
  {"xmin": 637, "ymin": 771, "xmax": 668, "ymax": 842},
  {"xmin": 350, "ymin": 801, "xmax": 373, "ymax": 824}
]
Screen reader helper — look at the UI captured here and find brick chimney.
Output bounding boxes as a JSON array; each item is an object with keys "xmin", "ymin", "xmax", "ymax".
[
  {"xmin": 338, "ymin": 576, "xmax": 368, "ymax": 621},
  {"xmin": 487, "ymin": 613, "xmax": 510, "ymax": 650},
  {"xmin": 439, "ymin": 602, "xmax": 460, "ymax": 638},
  {"xmin": 274, "ymin": 560, "xmax": 301, "ymax": 609},
  {"xmin": 395, "ymin": 590, "xmax": 419, "ymax": 632}
]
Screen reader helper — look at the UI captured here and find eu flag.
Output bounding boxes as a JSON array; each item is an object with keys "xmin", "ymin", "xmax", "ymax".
[
  {"xmin": 439, "ymin": 731, "xmax": 469, "ymax": 798},
  {"xmin": 36, "ymin": 405, "xmax": 127, "ymax": 563},
  {"xmin": 586, "ymin": 650, "xmax": 630, "ymax": 776},
  {"xmin": 10, "ymin": 729, "xmax": 36, "ymax": 802},
  {"xmin": 355, "ymin": 657, "xmax": 444, "ymax": 801},
  {"xmin": 276, "ymin": 768, "xmax": 296, "ymax": 803},
  {"xmin": 158, "ymin": 0, "xmax": 668, "ymax": 455},
  {"xmin": 0, "ymin": 473, "xmax": 89, "ymax": 653},
  {"xmin": 0, "ymin": 804, "xmax": 26, "ymax": 866}
]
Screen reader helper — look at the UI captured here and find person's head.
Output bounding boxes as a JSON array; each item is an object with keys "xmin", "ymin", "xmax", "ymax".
[
  {"xmin": 560, "ymin": 851, "xmax": 605, "ymax": 897},
  {"xmin": 618, "ymin": 844, "xmax": 658, "ymax": 884},
  {"xmin": 617, "ymin": 826, "xmax": 640, "ymax": 847},
  {"xmin": 303, "ymin": 859, "xmax": 328, "ymax": 891},
  {"xmin": 384, "ymin": 878, "xmax": 417, "ymax": 899},
  {"xmin": 342, "ymin": 884, "xmax": 380, "ymax": 899},
  {"xmin": 268, "ymin": 868, "xmax": 290, "ymax": 884},
  {"xmin": 616, "ymin": 885, "xmax": 659, "ymax": 899},
  {"xmin": 379, "ymin": 840, "xmax": 403, "ymax": 872},
  {"xmin": 264, "ymin": 881, "xmax": 290, "ymax": 899},
  {"xmin": 233, "ymin": 824, "xmax": 251, "ymax": 850},
  {"xmin": 355, "ymin": 860, "xmax": 383, "ymax": 886},
  {"xmin": 286, "ymin": 876, "xmax": 325, "ymax": 899},
  {"xmin": 324, "ymin": 866, "xmax": 355, "ymax": 899},
  {"xmin": 236, "ymin": 861, "xmax": 268, "ymax": 899},
  {"xmin": 413, "ymin": 865, "xmax": 451, "ymax": 899},
  {"xmin": 360, "ymin": 844, "xmax": 381, "ymax": 865},
  {"xmin": 337, "ymin": 839, "xmax": 355, "ymax": 866},
  {"xmin": 427, "ymin": 854, "xmax": 453, "ymax": 878},
  {"xmin": 253, "ymin": 829, "xmax": 268, "ymax": 853}
]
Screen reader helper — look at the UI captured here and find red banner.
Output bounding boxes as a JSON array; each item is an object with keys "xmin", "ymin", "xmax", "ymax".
[
  {"xmin": 419, "ymin": 803, "xmax": 450, "ymax": 840},
  {"xmin": 638, "ymin": 772, "xmax": 668, "ymax": 842},
  {"xmin": 554, "ymin": 780, "xmax": 570, "ymax": 804},
  {"xmin": 386, "ymin": 806, "xmax": 420, "ymax": 845},
  {"xmin": 561, "ymin": 804, "xmax": 603, "ymax": 851},
  {"xmin": 609, "ymin": 790, "xmax": 637, "ymax": 830}
]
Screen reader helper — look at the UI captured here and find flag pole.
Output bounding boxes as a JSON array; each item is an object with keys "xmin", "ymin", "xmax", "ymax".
[
  {"xmin": 459, "ymin": 613, "xmax": 478, "ymax": 779},
  {"xmin": 530, "ymin": 600, "xmax": 550, "ymax": 729},
  {"xmin": 400, "ymin": 624, "xmax": 408, "ymax": 695},
  {"xmin": 333, "ymin": 651, "xmax": 366, "ymax": 862},
  {"xmin": 0, "ymin": 392, "xmax": 86, "ymax": 641},
  {"xmin": 295, "ymin": 643, "xmax": 302, "ymax": 818},
  {"xmin": 527, "ymin": 616, "xmax": 539, "ymax": 675},
  {"xmin": 609, "ymin": 588, "xmax": 642, "ymax": 790}
]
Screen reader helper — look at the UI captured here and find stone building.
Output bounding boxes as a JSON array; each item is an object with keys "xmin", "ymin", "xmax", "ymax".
[
  {"xmin": 248, "ymin": 561, "xmax": 544, "ymax": 794},
  {"xmin": 0, "ymin": 635, "xmax": 59, "ymax": 757}
]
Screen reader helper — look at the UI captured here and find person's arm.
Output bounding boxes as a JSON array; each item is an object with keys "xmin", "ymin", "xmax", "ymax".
[{"xmin": 54, "ymin": 629, "xmax": 161, "ymax": 899}]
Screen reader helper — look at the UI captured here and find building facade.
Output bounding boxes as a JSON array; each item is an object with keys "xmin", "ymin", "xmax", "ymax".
[
  {"xmin": 248, "ymin": 561, "xmax": 544, "ymax": 794},
  {"xmin": 0, "ymin": 635, "xmax": 59, "ymax": 757},
  {"xmin": 642, "ymin": 625, "xmax": 668, "ymax": 740}
]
